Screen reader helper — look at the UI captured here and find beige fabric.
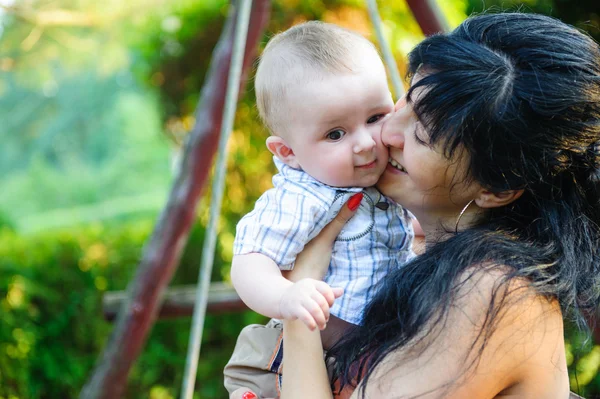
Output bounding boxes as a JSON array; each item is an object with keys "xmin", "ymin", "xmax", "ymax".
[{"xmin": 224, "ymin": 319, "xmax": 284, "ymax": 398}]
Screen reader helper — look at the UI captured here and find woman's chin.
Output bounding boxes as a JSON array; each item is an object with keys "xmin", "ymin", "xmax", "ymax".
[{"xmin": 376, "ymin": 169, "xmax": 407, "ymax": 202}]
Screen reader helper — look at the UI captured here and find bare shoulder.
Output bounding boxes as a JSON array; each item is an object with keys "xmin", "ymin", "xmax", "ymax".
[
  {"xmin": 461, "ymin": 266, "xmax": 568, "ymax": 396},
  {"xmin": 354, "ymin": 265, "xmax": 568, "ymax": 399},
  {"xmin": 453, "ymin": 265, "xmax": 561, "ymax": 325}
]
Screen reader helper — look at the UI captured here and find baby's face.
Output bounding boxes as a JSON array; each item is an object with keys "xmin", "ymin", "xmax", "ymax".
[{"xmin": 281, "ymin": 60, "xmax": 393, "ymax": 188}]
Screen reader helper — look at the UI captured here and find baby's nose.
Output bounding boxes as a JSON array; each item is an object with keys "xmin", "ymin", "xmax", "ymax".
[{"xmin": 353, "ymin": 130, "xmax": 376, "ymax": 153}]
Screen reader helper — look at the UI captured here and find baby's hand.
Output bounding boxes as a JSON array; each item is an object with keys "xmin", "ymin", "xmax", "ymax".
[{"xmin": 279, "ymin": 278, "xmax": 343, "ymax": 331}]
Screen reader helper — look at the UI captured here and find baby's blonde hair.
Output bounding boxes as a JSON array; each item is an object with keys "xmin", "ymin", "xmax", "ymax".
[{"xmin": 255, "ymin": 21, "xmax": 380, "ymax": 135}]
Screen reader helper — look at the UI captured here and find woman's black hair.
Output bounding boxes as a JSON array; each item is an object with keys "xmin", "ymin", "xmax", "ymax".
[{"xmin": 329, "ymin": 12, "xmax": 600, "ymax": 397}]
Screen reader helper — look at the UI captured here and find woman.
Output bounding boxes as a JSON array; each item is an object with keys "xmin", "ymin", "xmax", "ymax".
[{"xmin": 234, "ymin": 12, "xmax": 600, "ymax": 398}]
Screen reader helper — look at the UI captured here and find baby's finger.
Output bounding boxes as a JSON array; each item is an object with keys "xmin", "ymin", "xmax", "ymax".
[
  {"xmin": 303, "ymin": 298, "xmax": 327, "ymax": 330},
  {"xmin": 314, "ymin": 280, "xmax": 337, "ymax": 307},
  {"xmin": 310, "ymin": 291, "xmax": 331, "ymax": 321},
  {"xmin": 296, "ymin": 307, "xmax": 318, "ymax": 331},
  {"xmin": 332, "ymin": 287, "xmax": 344, "ymax": 298}
]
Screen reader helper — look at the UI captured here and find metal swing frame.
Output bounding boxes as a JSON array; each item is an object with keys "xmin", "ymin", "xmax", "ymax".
[
  {"xmin": 179, "ymin": 1, "xmax": 447, "ymax": 397},
  {"xmin": 87, "ymin": 2, "xmax": 448, "ymax": 398}
]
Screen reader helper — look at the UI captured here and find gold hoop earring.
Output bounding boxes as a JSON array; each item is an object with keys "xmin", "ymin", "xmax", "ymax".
[{"xmin": 455, "ymin": 199, "xmax": 475, "ymax": 233}]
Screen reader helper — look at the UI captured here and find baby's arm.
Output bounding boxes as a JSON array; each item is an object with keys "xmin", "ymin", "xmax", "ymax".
[
  {"xmin": 232, "ymin": 184, "xmax": 343, "ymax": 329},
  {"xmin": 231, "ymin": 253, "xmax": 338, "ymax": 330}
]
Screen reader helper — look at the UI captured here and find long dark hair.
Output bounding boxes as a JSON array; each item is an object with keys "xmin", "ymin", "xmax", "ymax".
[{"xmin": 329, "ymin": 12, "xmax": 600, "ymax": 397}]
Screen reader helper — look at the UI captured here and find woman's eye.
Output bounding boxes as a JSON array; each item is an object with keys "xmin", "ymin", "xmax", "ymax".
[
  {"xmin": 413, "ymin": 122, "xmax": 429, "ymax": 145},
  {"xmin": 326, "ymin": 130, "xmax": 345, "ymax": 141},
  {"xmin": 367, "ymin": 114, "xmax": 385, "ymax": 124},
  {"xmin": 414, "ymin": 132, "xmax": 427, "ymax": 145}
]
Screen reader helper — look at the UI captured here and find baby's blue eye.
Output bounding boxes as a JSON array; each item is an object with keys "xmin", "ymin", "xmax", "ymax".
[
  {"xmin": 327, "ymin": 130, "xmax": 345, "ymax": 141},
  {"xmin": 367, "ymin": 114, "xmax": 385, "ymax": 124}
]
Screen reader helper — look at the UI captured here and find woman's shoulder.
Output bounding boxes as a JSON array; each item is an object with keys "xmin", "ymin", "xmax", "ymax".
[
  {"xmin": 454, "ymin": 264, "xmax": 565, "ymax": 372},
  {"xmin": 359, "ymin": 264, "xmax": 568, "ymax": 398},
  {"xmin": 461, "ymin": 264, "xmax": 568, "ymax": 397},
  {"xmin": 454, "ymin": 264, "xmax": 561, "ymax": 322}
]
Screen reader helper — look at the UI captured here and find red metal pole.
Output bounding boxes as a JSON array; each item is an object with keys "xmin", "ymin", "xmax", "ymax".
[
  {"xmin": 79, "ymin": 1, "xmax": 271, "ymax": 398},
  {"xmin": 405, "ymin": 0, "xmax": 446, "ymax": 36}
]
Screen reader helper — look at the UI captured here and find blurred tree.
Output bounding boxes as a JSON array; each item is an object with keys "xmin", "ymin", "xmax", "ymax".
[{"xmin": 3, "ymin": 0, "xmax": 600, "ymax": 398}]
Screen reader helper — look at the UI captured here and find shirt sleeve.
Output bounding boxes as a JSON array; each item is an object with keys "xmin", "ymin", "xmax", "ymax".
[{"xmin": 233, "ymin": 185, "xmax": 332, "ymax": 270}]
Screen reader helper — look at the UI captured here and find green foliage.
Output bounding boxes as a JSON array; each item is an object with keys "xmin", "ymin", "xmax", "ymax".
[
  {"xmin": 0, "ymin": 223, "xmax": 138, "ymax": 398},
  {"xmin": 1, "ymin": 0, "xmax": 600, "ymax": 397},
  {"xmin": 0, "ymin": 70, "xmax": 172, "ymax": 226},
  {"xmin": 566, "ymin": 326, "xmax": 600, "ymax": 397},
  {"xmin": 0, "ymin": 219, "xmax": 266, "ymax": 399}
]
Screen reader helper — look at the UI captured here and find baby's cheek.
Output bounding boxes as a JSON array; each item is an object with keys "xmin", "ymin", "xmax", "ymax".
[
  {"xmin": 315, "ymin": 157, "xmax": 351, "ymax": 185},
  {"xmin": 329, "ymin": 147, "xmax": 352, "ymax": 168},
  {"xmin": 329, "ymin": 159, "xmax": 352, "ymax": 180}
]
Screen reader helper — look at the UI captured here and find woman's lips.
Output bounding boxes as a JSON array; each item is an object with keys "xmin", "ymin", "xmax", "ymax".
[{"xmin": 387, "ymin": 157, "xmax": 407, "ymax": 174}]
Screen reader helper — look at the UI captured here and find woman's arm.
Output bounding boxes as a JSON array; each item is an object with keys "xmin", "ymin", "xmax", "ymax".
[
  {"xmin": 280, "ymin": 196, "xmax": 362, "ymax": 399},
  {"xmin": 281, "ymin": 320, "xmax": 334, "ymax": 399}
]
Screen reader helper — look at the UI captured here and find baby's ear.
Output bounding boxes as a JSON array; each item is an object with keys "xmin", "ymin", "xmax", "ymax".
[{"xmin": 266, "ymin": 136, "xmax": 300, "ymax": 168}]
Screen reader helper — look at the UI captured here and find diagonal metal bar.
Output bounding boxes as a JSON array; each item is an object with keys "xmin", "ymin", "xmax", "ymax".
[
  {"xmin": 79, "ymin": 1, "xmax": 270, "ymax": 398},
  {"xmin": 365, "ymin": 0, "xmax": 404, "ymax": 100},
  {"xmin": 180, "ymin": 0, "xmax": 253, "ymax": 398}
]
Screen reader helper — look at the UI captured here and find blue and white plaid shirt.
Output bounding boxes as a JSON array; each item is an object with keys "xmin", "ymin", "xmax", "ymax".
[{"xmin": 234, "ymin": 158, "xmax": 415, "ymax": 325}]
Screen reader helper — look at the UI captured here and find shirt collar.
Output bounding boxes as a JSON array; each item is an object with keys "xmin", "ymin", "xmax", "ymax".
[{"xmin": 273, "ymin": 157, "xmax": 363, "ymax": 193}]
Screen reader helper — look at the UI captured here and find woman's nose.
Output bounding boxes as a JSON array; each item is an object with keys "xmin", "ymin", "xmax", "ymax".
[{"xmin": 381, "ymin": 101, "xmax": 407, "ymax": 149}]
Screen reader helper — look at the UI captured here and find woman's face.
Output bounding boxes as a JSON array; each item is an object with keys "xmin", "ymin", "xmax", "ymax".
[{"xmin": 376, "ymin": 93, "xmax": 481, "ymax": 223}]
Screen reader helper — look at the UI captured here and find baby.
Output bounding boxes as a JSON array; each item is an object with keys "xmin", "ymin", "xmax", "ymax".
[{"xmin": 224, "ymin": 21, "xmax": 415, "ymax": 398}]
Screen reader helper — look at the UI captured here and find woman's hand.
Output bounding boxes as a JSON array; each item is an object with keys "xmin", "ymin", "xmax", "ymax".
[
  {"xmin": 285, "ymin": 192, "xmax": 363, "ymax": 282},
  {"xmin": 230, "ymin": 388, "xmax": 261, "ymax": 399}
]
